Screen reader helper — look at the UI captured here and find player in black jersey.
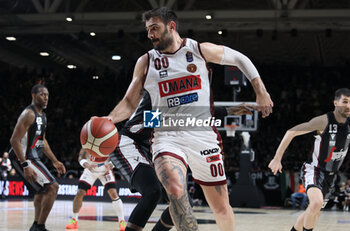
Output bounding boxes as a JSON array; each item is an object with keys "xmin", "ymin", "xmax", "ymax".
[
  {"xmin": 109, "ymin": 91, "xmax": 254, "ymax": 231},
  {"xmin": 269, "ymin": 88, "xmax": 350, "ymax": 231},
  {"xmin": 9, "ymin": 84, "xmax": 66, "ymax": 231}
]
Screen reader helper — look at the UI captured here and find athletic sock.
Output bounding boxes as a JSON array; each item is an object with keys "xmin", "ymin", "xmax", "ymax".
[
  {"xmin": 72, "ymin": 213, "xmax": 79, "ymax": 221},
  {"xmin": 290, "ymin": 226, "xmax": 297, "ymax": 231},
  {"xmin": 152, "ymin": 207, "xmax": 173, "ymax": 231},
  {"xmin": 125, "ymin": 228, "xmax": 136, "ymax": 231},
  {"xmin": 303, "ymin": 228, "xmax": 313, "ymax": 231},
  {"xmin": 112, "ymin": 197, "xmax": 125, "ymax": 222},
  {"xmin": 152, "ymin": 221, "xmax": 172, "ymax": 231}
]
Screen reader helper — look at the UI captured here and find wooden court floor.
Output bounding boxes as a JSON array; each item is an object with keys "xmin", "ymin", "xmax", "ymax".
[{"xmin": 0, "ymin": 199, "xmax": 349, "ymax": 231}]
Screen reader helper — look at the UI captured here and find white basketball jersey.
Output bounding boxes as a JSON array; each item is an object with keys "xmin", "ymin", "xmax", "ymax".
[{"xmin": 144, "ymin": 38, "xmax": 212, "ymax": 130}]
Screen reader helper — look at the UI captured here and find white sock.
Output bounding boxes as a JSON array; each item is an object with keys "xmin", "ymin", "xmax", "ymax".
[
  {"xmin": 112, "ymin": 198, "xmax": 125, "ymax": 222},
  {"xmin": 72, "ymin": 213, "xmax": 79, "ymax": 221}
]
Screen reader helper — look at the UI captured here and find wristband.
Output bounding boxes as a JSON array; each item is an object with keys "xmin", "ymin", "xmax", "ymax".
[
  {"xmin": 21, "ymin": 160, "xmax": 30, "ymax": 168},
  {"xmin": 79, "ymin": 159, "xmax": 88, "ymax": 168}
]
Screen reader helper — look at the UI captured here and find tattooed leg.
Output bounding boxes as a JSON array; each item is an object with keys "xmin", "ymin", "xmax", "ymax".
[
  {"xmin": 154, "ymin": 155, "xmax": 198, "ymax": 231},
  {"xmin": 201, "ymin": 184, "xmax": 235, "ymax": 231}
]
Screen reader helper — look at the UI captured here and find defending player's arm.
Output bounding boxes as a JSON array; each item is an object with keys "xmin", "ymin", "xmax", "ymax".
[
  {"xmin": 43, "ymin": 135, "xmax": 66, "ymax": 174},
  {"xmin": 108, "ymin": 54, "xmax": 148, "ymax": 124},
  {"xmin": 226, "ymin": 104, "xmax": 256, "ymax": 116},
  {"xmin": 78, "ymin": 149, "xmax": 97, "ymax": 171},
  {"xmin": 9, "ymin": 109, "xmax": 37, "ymax": 182},
  {"xmin": 214, "ymin": 104, "xmax": 255, "ymax": 120},
  {"xmin": 199, "ymin": 42, "xmax": 273, "ymax": 118},
  {"xmin": 268, "ymin": 114, "xmax": 328, "ymax": 175}
]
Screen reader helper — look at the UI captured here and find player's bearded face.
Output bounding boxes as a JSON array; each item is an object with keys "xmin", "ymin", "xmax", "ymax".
[{"xmin": 151, "ymin": 26, "xmax": 173, "ymax": 51}]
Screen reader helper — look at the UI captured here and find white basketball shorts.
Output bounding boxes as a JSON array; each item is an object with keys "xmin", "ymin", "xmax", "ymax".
[
  {"xmin": 152, "ymin": 129, "xmax": 227, "ymax": 186},
  {"xmin": 79, "ymin": 165, "xmax": 116, "ymax": 187}
]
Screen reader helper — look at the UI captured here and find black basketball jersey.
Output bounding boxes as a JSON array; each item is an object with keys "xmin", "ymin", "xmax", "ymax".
[
  {"xmin": 119, "ymin": 91, "xmax": 153, "ymax": 156},
  {"xmin": 309, "ymin": 112, "xmax": 350, "ymax": 172},
  {"xmin": 20, "ymin": 105, "xmax": 47, "ymax": 160}
]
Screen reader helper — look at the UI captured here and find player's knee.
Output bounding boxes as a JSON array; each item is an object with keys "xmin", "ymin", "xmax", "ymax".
[
  {"xmin": 144, "ymin": 186, "xmax": 162, "ymax": 202},
  {"xmin": 211, "ymin": 203, "xmax": 233, "ymax": 217},
  {"xmin": 166, "ymin": 183, "xmax": 185, "ymax": 199},
  {"xmin": 48, "ymin": 182, "xmax": 59, "ymax": 194},
  {"xmin": 308, "ymin": 198, "xmax": 323, "ymax": 212}
]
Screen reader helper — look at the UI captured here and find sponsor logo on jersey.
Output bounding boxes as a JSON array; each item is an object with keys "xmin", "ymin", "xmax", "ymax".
[
  {"xmin": 167, "ymin": 92, "xmax": 198, "ymax": 108},
  {"xmin": 325, "ymin": 147, "xmax": 348, "ymax": 162},
  {"xmin": 158, "ymin": 75, "xmax": 201, "ymax": 97},
  {"xmin": 159, "ymin": 70, "xmax": 168, "ymax": 78},
  {"xmin": 200, "ymin": 148, "xmax": 219, "ymax": 156},
  {"xmin": 35, "ymin": 140, "xmax": 45, "ymax": 148},
  {"xmin": 331, "ymin": 148, "xmax": 348, "ymax": 161},
  {"xmin": 206, "ymin": 154, "xmax": 221, "ymax": 163},
  {"xmin": 143, "ymin": 109, "xmax": 162, "ymax": 128},
  {"xmin": 186, "ymin": 51, "xmax": 193, "ymax": 62},
  {"xmin": 187, "ymin": 64, "xmax": 197, "ymax": 73}
]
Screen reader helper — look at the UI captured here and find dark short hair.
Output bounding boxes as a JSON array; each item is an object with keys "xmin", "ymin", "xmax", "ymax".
[
  {"xmin": 31, "ymin": 84, "xmax": 46, "ymax": 94},
  {"xmin": 142, "ymin": 7, "xmax": 178, "ymax": 30},
  {"xmin": 335, "ymin": 88, "xmax": 350, "ymax": 100}
]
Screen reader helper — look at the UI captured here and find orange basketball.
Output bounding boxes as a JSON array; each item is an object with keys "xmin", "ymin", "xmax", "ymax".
[{"xmin": 80, "ymin": 117, "xmax": 119, "ymax": 158}]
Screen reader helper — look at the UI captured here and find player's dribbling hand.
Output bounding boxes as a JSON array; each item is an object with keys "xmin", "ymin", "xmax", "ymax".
[
  {"xmin": 90, "ymin": 116, "xmax": 113, "ymax": 122},
  {"xmin": 268, "ymin": 158, "xmax": 282, "ymax": 175},
  {"xmin": 53, "ymin": 161, "xmax": 66, "ymax": 174},
  {"xmin": 256, "ymin": 93, "xmax": 273, "ymax": 118},
  {"xmin": 24, "ymin": 167, "xmax": 37, "ymax": 182}
]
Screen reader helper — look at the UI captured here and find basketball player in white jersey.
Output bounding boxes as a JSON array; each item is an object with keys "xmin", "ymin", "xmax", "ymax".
[
  {"xmin": 269, "ymin": 88, "xmax": 350, "ymax": 231},
  {"xmin": 65, "ymin": 149, "xmax": 126, "ymax": 230},
  {"xmin": 107, "ymin": 7, "xmax": 273, "ymax": 231}
]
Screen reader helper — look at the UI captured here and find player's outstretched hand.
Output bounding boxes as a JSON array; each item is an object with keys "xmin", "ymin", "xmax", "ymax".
[
  {"xmin": 24, "ymin": 167, "xmax": 37, "ymax": 182},
  {"xmin": 53, "ymin": 161, "xmax": 66, "ymax": 174},
  {"xmin": 226, "ymin": 103, "xmax": 256, "ymax": 116},
  {"xmin": 256, "ymin": 93, "xmax": 273, "ymax": 118},
  {"xmin": 268, "ymin": 158, "xmax": 282, "ymax": 175}
]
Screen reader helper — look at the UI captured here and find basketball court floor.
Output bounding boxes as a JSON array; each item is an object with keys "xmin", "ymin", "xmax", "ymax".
[{"xmin": 0, "ymin": 200, "xmax": 349, "ymax": 231}]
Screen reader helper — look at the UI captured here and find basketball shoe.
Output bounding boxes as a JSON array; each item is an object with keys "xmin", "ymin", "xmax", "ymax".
[
  {"xmin": 119, "ymin": 220, "xmax": 126, "ymax": 231},
  {"xmin": 65, "ymin": 218, "xmax": 78, "ymax": 229}
]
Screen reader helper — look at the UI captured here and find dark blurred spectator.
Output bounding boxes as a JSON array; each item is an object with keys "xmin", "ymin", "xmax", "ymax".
[
  {"xmin": 344, "ymin": 179, "xmax": 350, "ymax": 211},
  {"xmin": 0, "ymin": 151, "xmax": 12, "ymax": 198},
  {"xmin": 291, "ymin": 182, "xmax": 308, "ymax": 209}
]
